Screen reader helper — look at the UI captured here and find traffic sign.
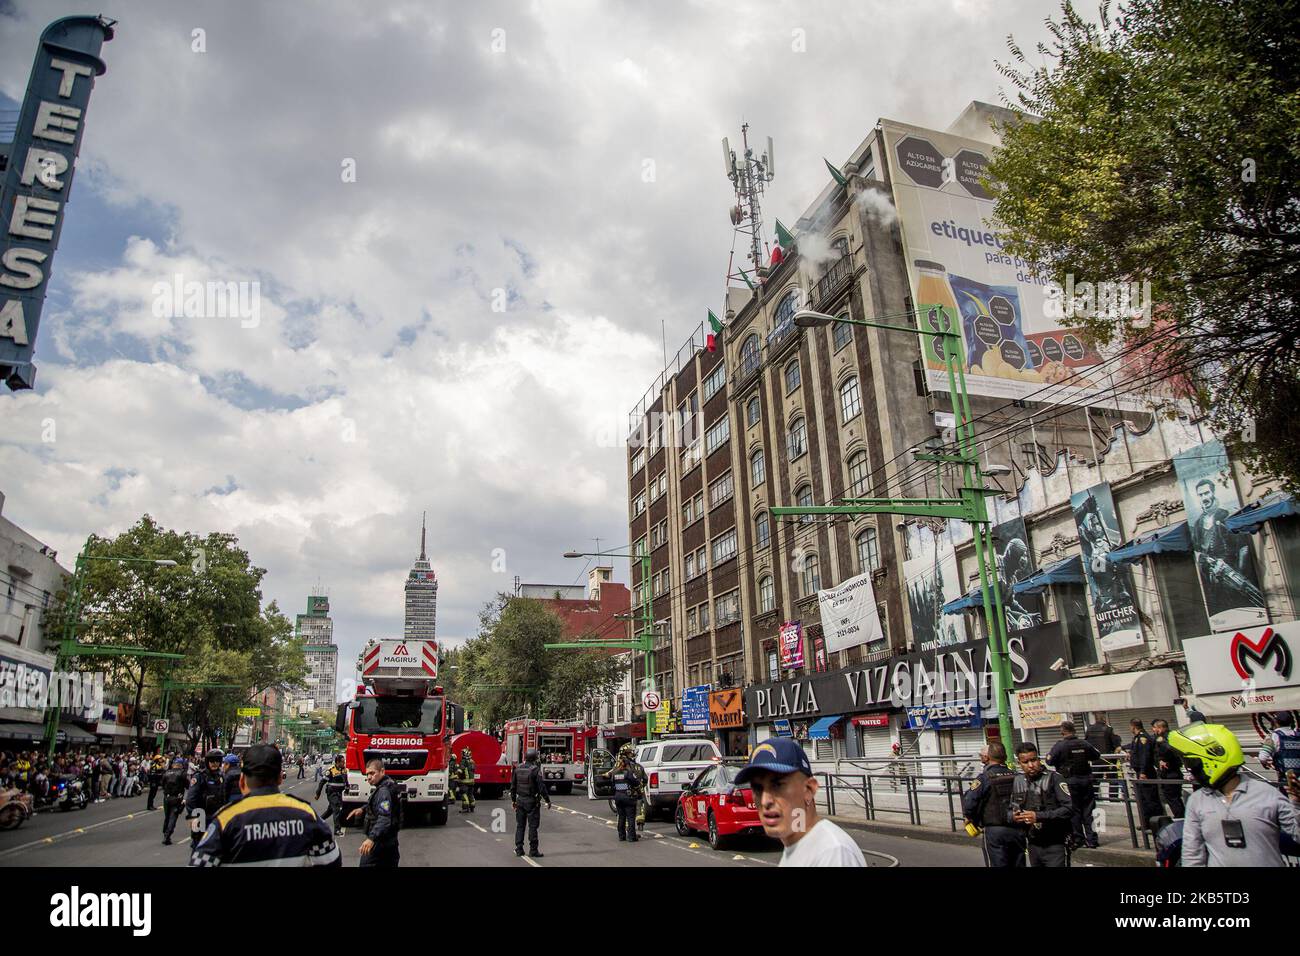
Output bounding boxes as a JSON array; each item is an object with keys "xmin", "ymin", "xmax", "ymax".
[
  {"xmin": 641, "ymin": 690, "xmax": 661, "ymax": 711},
  {"xmin": 152, "ymin": 719, "xmax": 169, "ymax": 733},
  {"xmin": 315, "ymin": 730, "xmax": 333, "ymax": 737},
  {"xmin": 236, "ymin": 707, "xmax": 261, "ymax": 717}
]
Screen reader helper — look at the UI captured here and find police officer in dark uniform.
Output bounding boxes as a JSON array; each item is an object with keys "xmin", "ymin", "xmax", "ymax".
[
  {"xmin": 347, "ymin": 757, "xmax": 401, "ymax": 867},
  {"xmin": 160, "ymin": 757, "xmax": 189, "ymax": 845},
  {"xmin": 190, "ymin": 744, "xmax": 340, "ymax": 867},
  {"xmin": 185, "ymin": 749, "xmax": 228, "ymax": 849},
  {"xmin": 221, "ymin": 753, "xmax": 243, "ymax": 806},
  {"xmin": 146, "ymin": 753, "xmax": 166, "ymax": 811},
  {"xmin": 1012, "ymin": 742, "xmax": 1074, "ymax": 867},
  {"xmin": 1048, "ymin": 720, "xmax": 1102, "ymax": 849},
  {"xmin": 1150, "ymin": 719, "xmax": 1185, "ymax": 818},
  {"xmin": 510, "ymin": 747, "xmax": 552, "ymax": 858},
  {"xmin": 603, "ymin": 744, "xmax": 644, "ymax": 842},
  {"xmin": 316, "ymin": 754, "xmax": 349, "ymax": 835},
  {"xmin": 961, "ymin": 741, "xmax": 1024, "ymax": 867},
  {"xmin": 1128, "ymin": 719, "xmax": 1161, "ymax": 831}
]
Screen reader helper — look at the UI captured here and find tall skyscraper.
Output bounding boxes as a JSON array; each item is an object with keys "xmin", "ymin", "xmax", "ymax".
[
  {"xmin": 295, "ymin": 592, "xmax": 338, "ymax": 710},
  {"xmin": 404, "ymin": 512, "xmax": 438, "ymax": 642}
]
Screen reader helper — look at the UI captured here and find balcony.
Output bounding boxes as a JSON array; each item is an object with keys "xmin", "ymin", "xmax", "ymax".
[{"xmin": 811, "ymin": 255, "xmax": 853, "ymax": 309}]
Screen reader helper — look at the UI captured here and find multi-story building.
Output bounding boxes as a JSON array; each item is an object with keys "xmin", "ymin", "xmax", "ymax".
[
  {"xmin": 294, "ymin": 592, "xmax": 337, "ymax": 711},
  {"xmin": 404, "ymin": 514, "xmax": 438, "ymax": 643},
  {"xmin": 624, "ymin": 101, "xmax": 1300, "ymax": 766}
]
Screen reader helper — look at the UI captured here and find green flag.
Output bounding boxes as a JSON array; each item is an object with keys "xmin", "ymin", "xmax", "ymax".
[
  {"xmin": 739, "ymin": 270, "xmax": 756, "ymax": 291},
  {"xmin": 708, "ymin": 310, "xmax": 723, "ymax": 334},
  {"xmin": 824, "ymin": 158, "xmax": 848, "ymax": 187},
  {"xmin": 775, "ymin": 219, "xmax": 796, "ymax": 249}
]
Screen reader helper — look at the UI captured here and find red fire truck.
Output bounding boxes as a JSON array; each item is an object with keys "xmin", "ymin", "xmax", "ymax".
[
  {"xmin": 501, "ymin": 718, "xmax": 592, "ymax": 795},
  {"xmin": 335, "ymin": 638, "xmax": 452, "ymax": 825},
  {"xmin": 449, "ymin": 730, "xmax": 511, "ymax": 799}
]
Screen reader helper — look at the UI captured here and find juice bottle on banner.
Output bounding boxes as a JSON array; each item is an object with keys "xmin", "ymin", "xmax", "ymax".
[{"xmin": 914, "ymin": 259, "xmax": 961, "ymax": 368}]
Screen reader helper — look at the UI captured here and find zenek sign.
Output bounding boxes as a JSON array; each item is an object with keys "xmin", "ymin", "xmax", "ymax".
[{"xmin": 0, "ymin": 16, "xmax": 114, "ymax": 390}]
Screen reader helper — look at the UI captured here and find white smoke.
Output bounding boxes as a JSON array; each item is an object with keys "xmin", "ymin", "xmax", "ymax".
[{"xmin": 853, "ymin": 188, "xmax": 899, "ymax": 228}]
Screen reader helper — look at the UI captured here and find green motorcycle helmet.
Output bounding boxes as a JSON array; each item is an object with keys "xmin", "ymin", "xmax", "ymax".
[{"xmin": 1167, "ymin": 721, "xmax": 1244, "ymax": 788}]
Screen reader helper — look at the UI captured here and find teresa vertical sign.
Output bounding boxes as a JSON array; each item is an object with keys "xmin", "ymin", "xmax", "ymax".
[{"xmin": 0, "ymin": 16, "xmax": 115, "ymax": 390}]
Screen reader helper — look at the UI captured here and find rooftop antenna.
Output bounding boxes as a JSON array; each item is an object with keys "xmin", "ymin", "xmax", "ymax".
[
  {"xmin": 723, "ymin": 122, "xmax": 776, "ymax": 292},
  {"xmin": 418, "ymin": 510, "xmax": 428, "ymax": 561}
]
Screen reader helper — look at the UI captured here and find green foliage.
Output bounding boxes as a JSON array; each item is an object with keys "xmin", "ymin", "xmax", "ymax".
[{"xmin": 989, "ymin": 0, "xmax": 1300, "ymax": 489}]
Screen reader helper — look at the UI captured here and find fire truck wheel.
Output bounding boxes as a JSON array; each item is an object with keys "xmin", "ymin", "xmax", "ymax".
[{"xmin": 427, "ymin": 802, "xmax": 449, "ymax": 826}]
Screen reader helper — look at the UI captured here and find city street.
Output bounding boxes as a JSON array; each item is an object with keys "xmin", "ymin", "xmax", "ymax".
[{"xmin": 0, "ymin": 777, "xmax": 982, "ymax": 867}]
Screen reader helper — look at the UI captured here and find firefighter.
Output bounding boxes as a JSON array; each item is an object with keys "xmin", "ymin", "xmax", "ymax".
[
  {"xmin": 146, "ymin": 752, "xmax": 166, "ymax": 811},
  {"xmin": 510, "ymin": 747, "xmax": 552, "ymax": 858},
  {"xmin": 190, "ymin": 744, "xmax": 340, "ymax": 867},
  {"xmin": 316, "ymin": 754, "xmax": 349, "ymax": 834},
  {"xmin": 458, "ymin": 747, "xmax": 476, "ymax": 813},
  {"xmin": 448, "ymin": 751, "xmax": 461, "ymax": 807},
  {"xmin": 185, "ymin": 749, "xmax": 228, "ymax": 849},
  {"xmin": 347, "ymin": 757, "xmax": 402, "ymax": 867},
  {"xmin": 160, "ymin": 757, "xmax": 189, "ymax": 845},
  {"xmin": 604, "ymin": 745, "xmax": 644, "ymax": 842}
]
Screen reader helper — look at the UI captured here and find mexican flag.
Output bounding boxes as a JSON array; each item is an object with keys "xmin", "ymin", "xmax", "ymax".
[{"xmin": 707, "ymin": 310, "xmax": 723, "ymax": 352}]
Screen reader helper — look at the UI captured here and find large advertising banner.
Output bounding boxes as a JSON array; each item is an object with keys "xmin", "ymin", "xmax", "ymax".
[
  {"xmin": 1070, "ymin": 481, "xmax": 1144, "ymax": 651},
  {"xmin": 904, "ymin": 523, "xmax": 968, "ymax": 652},
  {"xmin": 817, "ymin": 571, "xmax": 884, "ymax": 654},
  {"xmin": 1173, "ymin": 440, "xmax": 1267, "ymax": 633},
  {"xmin": 991, "ymin": 516, "xmax": 1044, "ymax": 632},
  {"xmin": 882, "ymin": 119, "xmax": 1133, "ymax": 407}
]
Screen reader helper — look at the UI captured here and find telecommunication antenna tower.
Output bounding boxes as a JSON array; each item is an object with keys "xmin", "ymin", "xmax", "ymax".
[{"xmin": 722, "ymin": 122, "xmax": 775, "ymax": 289}]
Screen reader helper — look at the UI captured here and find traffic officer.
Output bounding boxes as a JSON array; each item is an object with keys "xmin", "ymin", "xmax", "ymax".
[
  {"xmin": 1151, "ymin": 718, "xmax": 1185, "ymax": 818},
  {"xmin": 961, "ymin": 741, "xmax": 1023, "ymax": 866},
  {"xmin": 604, "ymin": 745, "xmax": 644, "ymax": 842},
  {"xmin": 146, "ymin": 752, "xmax": 166, "ymax": 811},
  {"xmin": 1128, "ymin": 719, "xmax": 1161, "ymax": 831},
  {"xmin": 160, "ymin": 757, "xmax": 189, "ymax": 845},
  {"xmin": 221, "ymin": 752, "xmax": 243, "ymax": 806},
  {"xmin": 185, "ymin": 749, "xmax": 228, "ymax": 848},
  {"xmin": 316, "ymin": 754, "xmax": 349, "ymax": 835},
  {"xmin": 1047, "ymin": 720, "xmax": 1103, "ymax": 848},
  {"xmin": 190, "ymin": 744, "xmax": 340, "ymax": 867},
  {"xmin": 347, "ymin": 757, "xmax": 402, "ymax": 867},
  {"xmin": 510, "ymin": 747, "xmax": 552, "ymax": 858},
  {"xmin": 1012, "ymin": 742, "xmax": 1074, "ymax": 867},
  {"xmin": 458, "ymin": 747, "xmax": 476, "ymax": 813}
]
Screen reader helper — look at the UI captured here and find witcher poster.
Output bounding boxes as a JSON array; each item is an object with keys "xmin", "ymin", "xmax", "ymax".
[
  {"xmin": 1071, "ymin": 481, "xmax": 1144, "ymax": 651},
  {"xmin": 991, "ymin": 516, "xmax": 1044, "ymax": 632}
]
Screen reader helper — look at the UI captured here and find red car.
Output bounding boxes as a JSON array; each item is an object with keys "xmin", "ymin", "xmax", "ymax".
[{"xmin": 674, "ymin": 763, "xmax": 762, "ymax": 850}]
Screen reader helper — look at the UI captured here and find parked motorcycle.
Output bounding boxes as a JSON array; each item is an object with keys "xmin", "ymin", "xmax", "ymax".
[{"xmin": 0, "ymin": 787, "xmax": 34, "ymax": 830}]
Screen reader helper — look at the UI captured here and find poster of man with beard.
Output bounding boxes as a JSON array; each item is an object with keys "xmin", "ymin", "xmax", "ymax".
[
  {"xmin": 1071, "ymin": 482, "xmax": 1144, "ymax": 651},
  {"xmin": 1173, "ymin": 440, "xmax": 1267, "ymax": 632},
  {"xmin": 991, "ymin": 516, "xmax": 1043, "ymax": 631}
]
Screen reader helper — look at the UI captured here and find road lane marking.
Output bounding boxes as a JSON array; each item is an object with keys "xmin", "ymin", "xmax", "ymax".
[
  {"xmin": 0, "ymin": 810, "xmax": 143, "ymax": 859},
  {"xmin": 522, "ymin": 855, "xmax": 541, "ymax": 867},
  {"xmin": 465, "ymin": 819, "xmax": 488, "ymax": 834}
]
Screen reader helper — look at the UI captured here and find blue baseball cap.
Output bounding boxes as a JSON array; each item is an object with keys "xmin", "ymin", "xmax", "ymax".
[
  {"xmin": 222, "ymin": 753, "xmax": 240, "ymax": 766},
  {"xmin": 734, "ymin": 738, "xmax": 812, "ymax": 784}
]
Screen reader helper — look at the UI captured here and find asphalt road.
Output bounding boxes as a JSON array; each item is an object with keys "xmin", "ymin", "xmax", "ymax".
[{"xmin": 0, "ymin": 775, "xmax": 983, "ymax": 867}]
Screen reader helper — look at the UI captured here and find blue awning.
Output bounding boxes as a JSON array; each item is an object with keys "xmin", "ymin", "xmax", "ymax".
[
  {"xmin": 1012, "ymin": 554, "xmax": 1084, "ymax": 594},
  {"xmin": 1108, "ymin": 521, "xmax": 1191, "ymax": 566},
  {"xmin": 941, "ymin": 585, "xmax": 986, "ymax": 615},
  {"xmin": 1226, "ymin": 493, "xmax": 1297, "ymax": 534},
  {"xmin": 808, "ymin": 715, "xmax": 844, "ymax": 739}
]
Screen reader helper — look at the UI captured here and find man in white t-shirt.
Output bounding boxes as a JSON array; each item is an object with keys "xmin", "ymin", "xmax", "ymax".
[{"xmin": 734, "ymin": 737, "xmax": 866, "ymax": 867}]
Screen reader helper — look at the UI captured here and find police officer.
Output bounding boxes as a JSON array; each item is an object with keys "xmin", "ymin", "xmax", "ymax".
[
  {"xmin": 961, "ymin": 741, "xmax": 1023, "ymax": 866},
  {"xmin": 458, "ymin": 747, "xmax": 476, "ymax": 813},
  {"xmin": 1048, "ymin": 720, "xmax": 1103, "ymax": 849},
  {"xmin": 1128, "ymin": 719, "xmax": 1161, "ymax": 831},
  {"xmin": 190, "ymin": 744, "xmax": 340, "ymax": 867},
  {"xmin": 1151, "ymin": 718, "xmax": 1185, "ymax": 818},
  {"xmin": 185, "ymin": 749, "xmax": 228, "ymax": 848},
  {"xmin": 510, "ymin": 747, "xmax": 551, "ymax": 858},
  {"xmin": 1012, "ymin": 742, "xmax": 1074, "ymax": 867},
  {"xmin": 1259, "ymin": 712, "xmax": 1300, "ymax": 791},
  {"xmin": 604, "ymin": 744, "xmax": 643, "ymax": 842},
  {"xmin": 146, "ymin": 752, "xmax": 166, "ymax": 811},
  {"xmin": 160, "ymin": 757, "xmax": 189, "ymax": 845},
  {"xmin": 347, "ymin": 757, "xmax": 401, "ymax": 867},
  {"xmin": 316, "ymin": 754, "xmax": 349, "ymax": 835},
  {"xmin": 221, "ymin": 752, "xmax": 243, "ymax": 807}
]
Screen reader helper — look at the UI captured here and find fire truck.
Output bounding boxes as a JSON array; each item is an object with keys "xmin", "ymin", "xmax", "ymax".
[
  {"xmin": 501, "ymin": 718, "xmax": 593, "ymax": 795},
  {"xmin": 449, "ymin": 730, "xmax": 511, "ymax": 799},
  {"xmin": 335, "ymin": 638, "xmax": 451, "ymax": 825}
]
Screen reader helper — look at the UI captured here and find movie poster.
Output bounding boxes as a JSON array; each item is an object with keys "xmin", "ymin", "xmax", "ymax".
[
  {"xmin": 991, "ymin": 516, "xmax": 1044, "ymax": 632},
  {"xmin": 1070, "ymin": 482, "xmax": 1144, "ymax": 651},
  {"xmin": 904, "ymin": 523, "xmax": 968, "ymax": 652},
  {"xmin": 1173, "ymin": 440, "xmax": 1267, "ymax": 632}
]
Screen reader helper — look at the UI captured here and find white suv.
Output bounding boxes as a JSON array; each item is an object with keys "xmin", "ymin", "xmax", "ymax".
[{"xmin": 635, "ymin": 736, "xmax": 722, "ymax": 819}]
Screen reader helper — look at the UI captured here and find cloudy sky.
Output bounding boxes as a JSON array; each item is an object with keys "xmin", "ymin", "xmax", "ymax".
[{"xmin": 0, "ymin": 0, "xmax": 1064, "ymax": 700}]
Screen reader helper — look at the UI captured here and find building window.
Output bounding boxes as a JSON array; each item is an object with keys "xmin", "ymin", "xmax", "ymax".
[
  {"xmin": 702, "ymin": 362, "xmax": 726, "ymax": 401},
  {"xmin": 775, "ymin": 289, "xmax": 801, "ymax": 327},
  {"xmin": 833, "ymin": 318, "xmax": 853, "ymax": 352},
  {"xmin": 787, "ymin": 417, "xmax": 807, "ymax": 460},
  {"xmin": 1153, "ymin": 552, "xmax": 1209, "ymax": 651},
  {"xmin": 796, "ymin": 484, "xmax": 814, "ymax": 524},
  {"xmin": 714, "ymin": 590, "xmax": 741, "ymax": 626},
  {"xmin": 755, "ymin": 511, "xmax": 771, "ymax": 548},
  {"xmin": 709, "ymin": 471, "xmax": 734, "ymax": 508},
  {"xmin": 847, "ymin": 450, "xmax": 870, "ymax": 498},
  {"xmin": 767, "ymin": 647, "xmax": 779, "ymax": 681},
  {"xmin": 631, "ymin": 448, "xmax": 645, "ymax": 474},
  {"xmin": 633, "ymin": 492, "xmax": 646, "ymax": 516},
  {"xmin": 784, "ymin": 360, "xmax": 801, "ymax": 393},
  {"xmin": 750, "ymin": 448, "xmax": 766, "ymax": 487},
  {"xmin": 705, "ymin": 415, "xmax": 731, "ymax": 456},
  {"xmin": 856, "ymin": 527, "xmax": 880, "ymax": 573},
  {"xmin": 746, "ymin": 395, "xmax": 761, "ymax": 427},
  {"xmin": 840, "ymin": 375, "xmax": 862, "ymax": 420},
  {"xmin": 681, "ymin": 439, "xmax": 702, "ymax": 472},
  {"xmin": 684, "ymin": 551, "xmax": 695, "ymax": 580},
  {"xmin": 740, "ymin": 334, "xmax": 761, "ymax": 378},
  {"xmin": 699, "ymin": 602, "xmax": 710, "ymax": 630},
  {"xmin": 759, "ymin": 575, "xmax": 775, "ymax": 613},
  {"xmin": 801, "ymin": 554, "xmax": 820, "ymax": 596},
  {"xmin": 711, "ymin": 527, "xmax": 738, "ymax": 565}
]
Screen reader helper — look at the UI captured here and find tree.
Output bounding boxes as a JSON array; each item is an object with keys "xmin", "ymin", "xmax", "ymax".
[{"xmin": 988, "ymin": 0, "xmax": 1300, "ymax": 488}]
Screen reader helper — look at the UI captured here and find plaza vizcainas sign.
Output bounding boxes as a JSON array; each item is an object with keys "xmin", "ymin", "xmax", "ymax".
[{"xmin": 745, "ymin": 624, "xmax": 1069, "ymax": 723}]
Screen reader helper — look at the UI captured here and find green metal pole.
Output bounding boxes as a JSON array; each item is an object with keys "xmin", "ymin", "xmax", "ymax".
[{"xmin": 642, "ymin": 547, "xmax": 656, "ymax": 739}]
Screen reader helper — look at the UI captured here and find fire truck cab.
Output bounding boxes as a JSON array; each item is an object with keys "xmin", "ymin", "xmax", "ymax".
[{"xmin": 501, "ymin": 718, "xmax": 590, "ymax": 795}]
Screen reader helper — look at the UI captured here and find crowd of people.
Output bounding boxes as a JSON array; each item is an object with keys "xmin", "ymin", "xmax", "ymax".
[{"xmin": 0, "ymin": 746, "xmax": 163, "ymax": 805}]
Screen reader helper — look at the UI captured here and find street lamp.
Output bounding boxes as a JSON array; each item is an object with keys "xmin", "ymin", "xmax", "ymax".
[
  {"xmin": 556, "ymin": 546, "xmax": 659, "ymax": 738},
  {"xmin": 773, "ymin": 307, "xmax": 1018, "ymax": 759}
]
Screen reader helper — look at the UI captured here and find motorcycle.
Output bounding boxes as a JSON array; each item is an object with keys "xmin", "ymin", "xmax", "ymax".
[
  {"xmin": 53, "ymin": 776, "xmax": 90, "ymax": 812},
  {"xmin": 0, "ymin": 787, "xmax": 34, "ymax": 830}
]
